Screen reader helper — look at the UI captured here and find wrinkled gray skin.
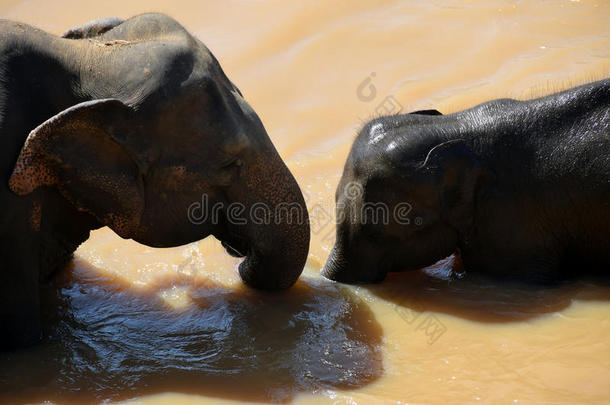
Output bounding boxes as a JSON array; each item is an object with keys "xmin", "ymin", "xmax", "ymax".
[
  {"xmin": 323, "ymin": 79, "xmax": 610, "ymax": 284},
  {"xmin": 1, "ymin": 14, "xmax": 309, "ymax": 349}
]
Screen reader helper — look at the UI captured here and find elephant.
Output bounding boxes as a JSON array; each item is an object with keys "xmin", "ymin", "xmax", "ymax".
[
  {"xmin": 322, "ymin": 79, "xmax": 610, "ymax": 284},
  {"xmin": 0, "ymin": 14, "xmax": 309, "ymax": 349}
]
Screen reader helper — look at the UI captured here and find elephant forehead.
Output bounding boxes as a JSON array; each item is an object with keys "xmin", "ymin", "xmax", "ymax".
[
  {"xmin": 82, "ymin": 38, "xmax": 220, "ymax": 107},
  {"xmin": 369, "ymin": 123, "xmax": 386, "ymax": 144}
]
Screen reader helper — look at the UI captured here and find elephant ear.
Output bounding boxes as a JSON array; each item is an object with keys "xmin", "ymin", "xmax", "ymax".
[
  {"xmin": 9, "ymin": 99, "xmax": 144, "ymax": 239},
  {"xmin": 420, "ymin": 139, "xmax": 493, "ymax": 233},
  {"xmin": 61, "ymin": 17, "xmax": 124, "ymax": 39},
  {"xmin": 409, "ymin": 109, "xmax": 442, "ymax": 116}
]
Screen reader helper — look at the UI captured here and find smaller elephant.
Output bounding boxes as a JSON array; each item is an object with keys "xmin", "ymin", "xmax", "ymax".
[{"xmin": 322, "ymin": 79, "xmax": 610, "ymax": 284}]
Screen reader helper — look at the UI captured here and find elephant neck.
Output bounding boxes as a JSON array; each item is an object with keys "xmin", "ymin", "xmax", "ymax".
[
  {"xmin": 1, "ymin": 24, "xmax": 88, "ymax": 192},
  {"xmin": 0, "ymin": 23, "xmax": 102, "ymax": 277},
  {"xmin": 36, "ymin": 188, "xmax": 103, "ymax": 279}
]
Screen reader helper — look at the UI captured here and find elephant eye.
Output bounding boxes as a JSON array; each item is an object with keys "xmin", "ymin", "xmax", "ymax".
[
  {"xmin": 362, "ymin": 223, "xmax": 394, "ymax": 242},
  {"xmin": 220, "ymin": 158, "xmax": 243, "ymax": 170}
]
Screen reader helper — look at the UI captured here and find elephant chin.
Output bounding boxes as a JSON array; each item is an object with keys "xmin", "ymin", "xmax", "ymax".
[{"xmin": 221, "ymin": 239, "xmax": 248, "ymax": 258}]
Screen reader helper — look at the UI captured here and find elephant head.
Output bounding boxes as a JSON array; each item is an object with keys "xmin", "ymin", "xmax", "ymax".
[
  {"xmin": 322, "ymin": 110, "xmax": 492, "ymax": 284},
  {"xmin": 9, "ymin": 22, "xmax": 310, "ymax": 290}
]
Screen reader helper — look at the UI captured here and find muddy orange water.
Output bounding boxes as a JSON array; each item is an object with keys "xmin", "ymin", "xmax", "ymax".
[{"xmin": 1, "ymin": 1, "xmax": 610, "ymax": 404}]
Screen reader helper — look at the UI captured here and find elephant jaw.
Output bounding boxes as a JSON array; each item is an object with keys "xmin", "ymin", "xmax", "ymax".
[{"xmin": 220, "ymin": 236, "xmax": 249, "ymax": 258}]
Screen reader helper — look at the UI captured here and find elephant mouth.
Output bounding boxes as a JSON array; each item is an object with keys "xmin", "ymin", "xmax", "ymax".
[{"xmin": 220, "ymin": 236, "xmax": 249, "ymax": 258}]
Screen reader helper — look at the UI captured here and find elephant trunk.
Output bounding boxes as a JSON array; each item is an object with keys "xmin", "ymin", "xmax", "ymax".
[
  {"xmin": 223, "ymin": 150, "xmax": 310, "ymax": 290},
  {"xmin": 321, "ymin": 245, "xmax": 349, "ymax": 281},
  {"xmin": 322, "ymin": 244, "xmax": 358, "ymax": 283}
]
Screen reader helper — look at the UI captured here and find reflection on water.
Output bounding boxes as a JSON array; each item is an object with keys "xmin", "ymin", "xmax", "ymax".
[
  {"xmin": 374, "ymin": 256, "xmax": 610, "ymax": 323},
  {"xmin": 0, "ymin": 258, "xmax": 382, "ymax": 404},
  {"xmin": 2, "ymin": 249, "xmax": 609, "ymax": 404}
]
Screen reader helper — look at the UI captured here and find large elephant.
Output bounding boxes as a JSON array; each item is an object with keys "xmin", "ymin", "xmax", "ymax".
[
  {"xmin": 322, "ymin": 79, "xmax": 609, "ymax": 284},
  {"xmin": 1, "ymin": 14, "xmax": 309, "ymax": 349}
]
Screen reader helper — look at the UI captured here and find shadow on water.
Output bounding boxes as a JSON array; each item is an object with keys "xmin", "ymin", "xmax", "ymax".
[
  {"xmin": 0, "ymin": 259, "xmax": 383, "ymax": 404},
  {"xmin": 371, "ymin": 255, "xmax": 610, "ymax": 323}
]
